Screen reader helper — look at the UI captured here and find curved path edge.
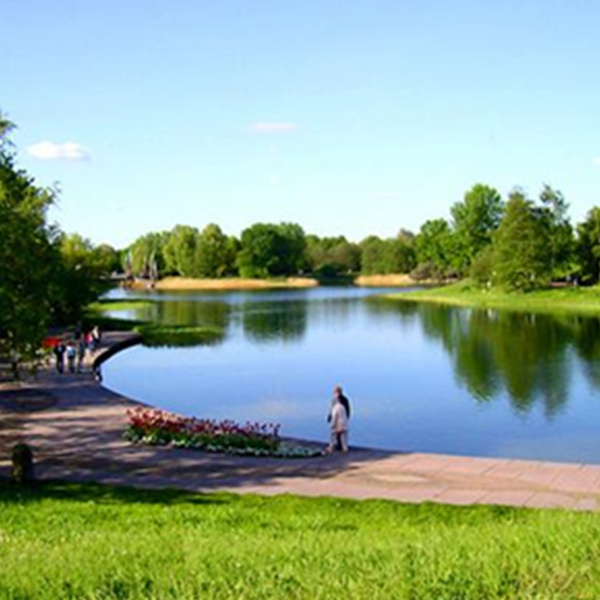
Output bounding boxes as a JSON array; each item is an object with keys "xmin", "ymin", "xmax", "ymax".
[{"xmin": 2, "ymin": 332, "xmax": 600, "ymax": 512}]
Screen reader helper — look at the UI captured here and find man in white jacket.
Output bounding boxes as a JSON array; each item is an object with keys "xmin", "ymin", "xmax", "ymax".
[{"xmin": 327, "ymin": 394, "xmax": 349, "ymax": 453}]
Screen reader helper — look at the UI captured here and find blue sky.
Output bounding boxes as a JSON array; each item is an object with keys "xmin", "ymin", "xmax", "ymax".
[{"xmin": 3, "ymin": 0, "xmax": 599, "ymax": 247}]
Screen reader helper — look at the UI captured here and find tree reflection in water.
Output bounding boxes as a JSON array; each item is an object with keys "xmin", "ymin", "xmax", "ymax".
[{"xmin": 369, "ymin": 300, "xmax": 600, "ymax": 419}]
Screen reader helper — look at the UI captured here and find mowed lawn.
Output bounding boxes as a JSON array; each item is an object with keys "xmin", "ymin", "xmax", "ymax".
[{"xmin": 2, "ymin": 481, "xmax": 600, "ymax": 599}]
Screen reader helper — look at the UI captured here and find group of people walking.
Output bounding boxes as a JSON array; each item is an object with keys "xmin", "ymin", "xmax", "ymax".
[{"xmin": 53, "ymin": 325, "xmax": 101, "ymax": 374}]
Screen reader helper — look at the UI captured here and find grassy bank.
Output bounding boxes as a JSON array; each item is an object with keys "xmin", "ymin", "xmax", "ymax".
[
  {"xmin": 390, "ymin": 281, "xmax": 600, "ymax": 315},
  {"xmin": 86, "ymin": 301, "xmax": 224, "ymax": 347},
  {"xmin": 135, "ymin": 324, "xmax": 224, "ymax": 347},
  {"xmin": 2, "ymin": 480, "xmax": 600, "ymax": 599}
]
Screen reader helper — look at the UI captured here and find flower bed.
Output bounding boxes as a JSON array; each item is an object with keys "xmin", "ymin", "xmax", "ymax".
[{"xmin": 124, "ymin": 407, "xmax": 323, "ymax": 458}]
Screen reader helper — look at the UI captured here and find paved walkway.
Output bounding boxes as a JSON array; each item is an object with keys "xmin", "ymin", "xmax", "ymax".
[{"xmin": 2, "ymin": 332, "xmax": 600, "ymax": 511}]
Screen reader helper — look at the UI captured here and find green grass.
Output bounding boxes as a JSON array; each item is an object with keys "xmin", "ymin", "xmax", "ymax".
[
  {"xmin": 135, "ymin": 324, "xmax": 225, "ymax": 347},
  {"xmin": 390, "ymin": 280, "xmax": 600, "ymax": 315},
  {"xmin": 88, "ymin": 299, "xmax": 155, "ymax": 313},
  {"xmin": 2, "ymin": 480, "xmax": 600, "ymax": 599}
]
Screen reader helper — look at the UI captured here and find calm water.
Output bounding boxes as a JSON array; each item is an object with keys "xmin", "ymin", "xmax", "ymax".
[{"xmin": 102, "ymin": 287, "xmax": 600, "ymax": 463}]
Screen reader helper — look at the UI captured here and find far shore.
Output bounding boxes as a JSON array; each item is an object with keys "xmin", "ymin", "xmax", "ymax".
[
  {"xmin": 387, "ymin": 281, "xmax": 600, "ymax": 314},
  {"xmin": 126, "ymin": 274, "xmax": 420, "ymax": 292}
]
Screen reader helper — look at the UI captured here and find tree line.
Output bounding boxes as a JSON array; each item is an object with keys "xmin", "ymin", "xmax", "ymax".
[{"xmin": 124, "ymin": 182, "xmax": 600, "ymax": 291}]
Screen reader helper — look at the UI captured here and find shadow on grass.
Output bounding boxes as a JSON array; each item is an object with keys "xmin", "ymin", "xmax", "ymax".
[{"xmin": 0, "ymin": 477, "xmax": 233, "ymax": 507}]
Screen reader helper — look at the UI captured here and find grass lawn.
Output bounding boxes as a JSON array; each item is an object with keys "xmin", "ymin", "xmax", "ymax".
[
  {"xmin": 390, "ymin": 280, "xmax": 600, "ymax": 315},
  {"xmin": 2, "ymin": 480, "xmax": 600, "ymax": 599}
]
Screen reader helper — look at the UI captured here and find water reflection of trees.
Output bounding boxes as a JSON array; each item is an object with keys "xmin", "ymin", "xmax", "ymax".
[
  {"xmin": 369, "ymin": 300, "xmax": 600, "ymax": 417},
  {"xmin": 151, "ymin": 300, "xmax": 231, "ymax": 330},
  {"xmin": 242, "ymin": 301, "xmax": 307, "ymax": 343}
]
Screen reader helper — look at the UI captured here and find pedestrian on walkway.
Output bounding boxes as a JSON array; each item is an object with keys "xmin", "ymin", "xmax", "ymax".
[
  {"xmin": 53, "ymin": 342, "xmax": 65, "ymax": 374},
  {"xmin": 76, "ymin": 337, "xmax": 86, "ymax": 373},
  {"xmin": 91, "ymin": 325, "xmax": 101, "ymax": 353},
  {"xmin": 66, "ymin": 341, "xmax": 76, "ymax": 374},
  {"xmin": 327, "ymin": 386, "xmax": 350, "ymax": 453}
]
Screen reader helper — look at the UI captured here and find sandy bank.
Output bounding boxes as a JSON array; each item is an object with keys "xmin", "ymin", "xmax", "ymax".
[
  {"xmin": 354, "ymin": 274, "xmax": 417, "ymax": 287},
  {"xmin": 130, "ymin": 277, "xmax": 319, "ymax": 291}
]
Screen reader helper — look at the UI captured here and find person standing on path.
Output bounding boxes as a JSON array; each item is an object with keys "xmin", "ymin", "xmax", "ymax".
[
  {"xmin": 327, "ymin": 385, "xmax": 350, "ymax": 452},
  {"xmin": 66, "ymin": 341, "xmax": 76, "ymax": 374},
  {"xmin": 76, "ymin": 337, "xmax": 86, "ymax": 373},
  {"xmin": 53, "ymin": 342, "xmax": 65, "ymax": 374}
]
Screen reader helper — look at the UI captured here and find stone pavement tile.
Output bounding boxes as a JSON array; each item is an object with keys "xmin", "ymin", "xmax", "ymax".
[
  {"xmin": 517, "ymin": 465, "xmax": 572, "ymax": 487},
  {"xmin": 485, "ymin": 460, "xmax": 540, "ymax": 481},
  {"xmin": 573, "ymin": 498, "xmax": 599, "ymax": 511},
  {"xmin": 433, "ymin": 489, "xmax": 488, "ymax": 506},
  {"xmin": 577, "ymin": 466, "xmax": 600, "ymax": 492},
  {"xmin": 401, "ymin": 454, "xmax": 461, "ymax": 474},
  {"xmin": 525, "ymin": 492, "xmax": 577, "ymax": 510},
  {"xmin": 550, "ymin": 470, "xmax": 600, "ymax": 493},
  {"xmin": 477, "ymin": 490, "xmax": 536, "ymax": 507},
  {"xmin": 438, "ymin": 457, "xmax": 499, "ymax": 476}
]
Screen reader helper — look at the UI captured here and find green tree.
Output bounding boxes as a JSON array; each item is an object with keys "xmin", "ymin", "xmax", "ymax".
[
  {"xmin": 236, "ymin": 222, "xmax": 306, "ymax": 278},
  {"xmin": 91, "ymin": 243, "xmax": 121, "ymax": 276},
  {"xmin": 163, "ymin": 225, "xmax": 199, "ymax": 277},
  {"xmin": 196, "ymin": 223, "xmax": 230, "ymax": 277},
  {"xmin": 492, "ymin": 190, "xmax": 550, "ymax": 291},
  {"xmin": 0, "ymin": 117, "xmax": 60, "ymax": 373},
  {"xmin": 360, "ymin": 236, "xmax": 416, "ymax": 275},
  {"xmin": 451, "ymin": 183, "xmax": 503, "ymax": 273},
  {"xmin": 576, "ymin": 207, "xmax": 600, "ymax": 283},
  {"xmin": 537, "ymin": 184, "xmax": 575, "ymax": 281},
  {"xmin": 276, "ymin": 222, "xmax": 307, "ymax": 275},
  {"xmin": 50, "ymin": 233, "xmax": 110, "ymax": 324},
  {"xmin": 306, "ymin": 235, "xmax": 360, "ymax": 277},
  {"xmin": 360, "ymin": 236, "xmax": 386, "ymax": 275},
  {"xmin": 414, "ymin": 219, "xmax": 457, "ymax": 275},
  {"xmin": 129, "ymin": 231, "xmax": 168, "ymax": 278}
]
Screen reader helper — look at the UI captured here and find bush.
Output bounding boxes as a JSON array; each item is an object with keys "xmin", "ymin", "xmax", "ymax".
[
  {"xmin": 470, "ymin": 248, "xmax": 494, "ymax": 287},
  {"xmin": 410, "ymin": 261, "xmax": 445, "ymax": 282}
]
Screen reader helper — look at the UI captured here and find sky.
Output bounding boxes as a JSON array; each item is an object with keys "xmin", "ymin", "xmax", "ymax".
[{"xmin": 2, "ymin": 0, "xmax": 599, "ymax": 248}]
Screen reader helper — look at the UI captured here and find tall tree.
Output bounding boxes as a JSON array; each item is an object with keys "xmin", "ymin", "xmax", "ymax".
[
  {"xmin": 236, "ymin": 222, "xmax": 306, "ymax": 278},
  {"xmin": 414, "ymin": 218, "xmax": 457, "ymax": 274},
  {"xmin": 163, "ymin": 225, "xmax": 198, "ymax": 277},
  {"xmin": 451, "ymin": 183, "xmax": 503, "ymax": 273},
  {"xmin": 492, "ymin": 190, "xmax": 550, "ymax": 291},
  {"xmin": 538, "ymin": 184, "xmax": 575, "ymax": 280},
  {"xmin": 50, "ymin": 233, "xmax": 109, "ymax": 323},
  {"xmin": 196, "ymin": 223, "xmax": 230, "ymax": 277},
  {"xmin": 129, "ymin": 231, "xmax": 168, "ymax": 278},
  {"xmin": 0, "ymin": 117, "xmax": 60, "ymax": 373}
]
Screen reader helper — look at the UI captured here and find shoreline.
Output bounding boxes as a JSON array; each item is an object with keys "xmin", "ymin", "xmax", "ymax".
[{"xmin": 3, "ymin": 332, "xmax": 600, "ymax": 510}]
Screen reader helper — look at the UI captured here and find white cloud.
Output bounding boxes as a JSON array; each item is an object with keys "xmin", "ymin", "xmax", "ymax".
[
  {"xmin": 593, "ymin": 157, "xmax": 600, "ymax": 168},
  {"xmin": 248, "ymin": 122, "xmax": 297, "ymax": 134},
  {"xmin": 27, "ymin": 141, "xmax": 91, "ymax": 161}
]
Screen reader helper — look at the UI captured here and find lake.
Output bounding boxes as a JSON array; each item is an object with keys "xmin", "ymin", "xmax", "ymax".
[{"xmin": 101, "ymin": 286, "xmax": 600, "ymax": 463}]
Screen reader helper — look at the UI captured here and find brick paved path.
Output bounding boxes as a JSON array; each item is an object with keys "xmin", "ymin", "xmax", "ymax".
[{"xmin": 2, "ymin": 332, "xmax": 600, "ymax": 511}]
